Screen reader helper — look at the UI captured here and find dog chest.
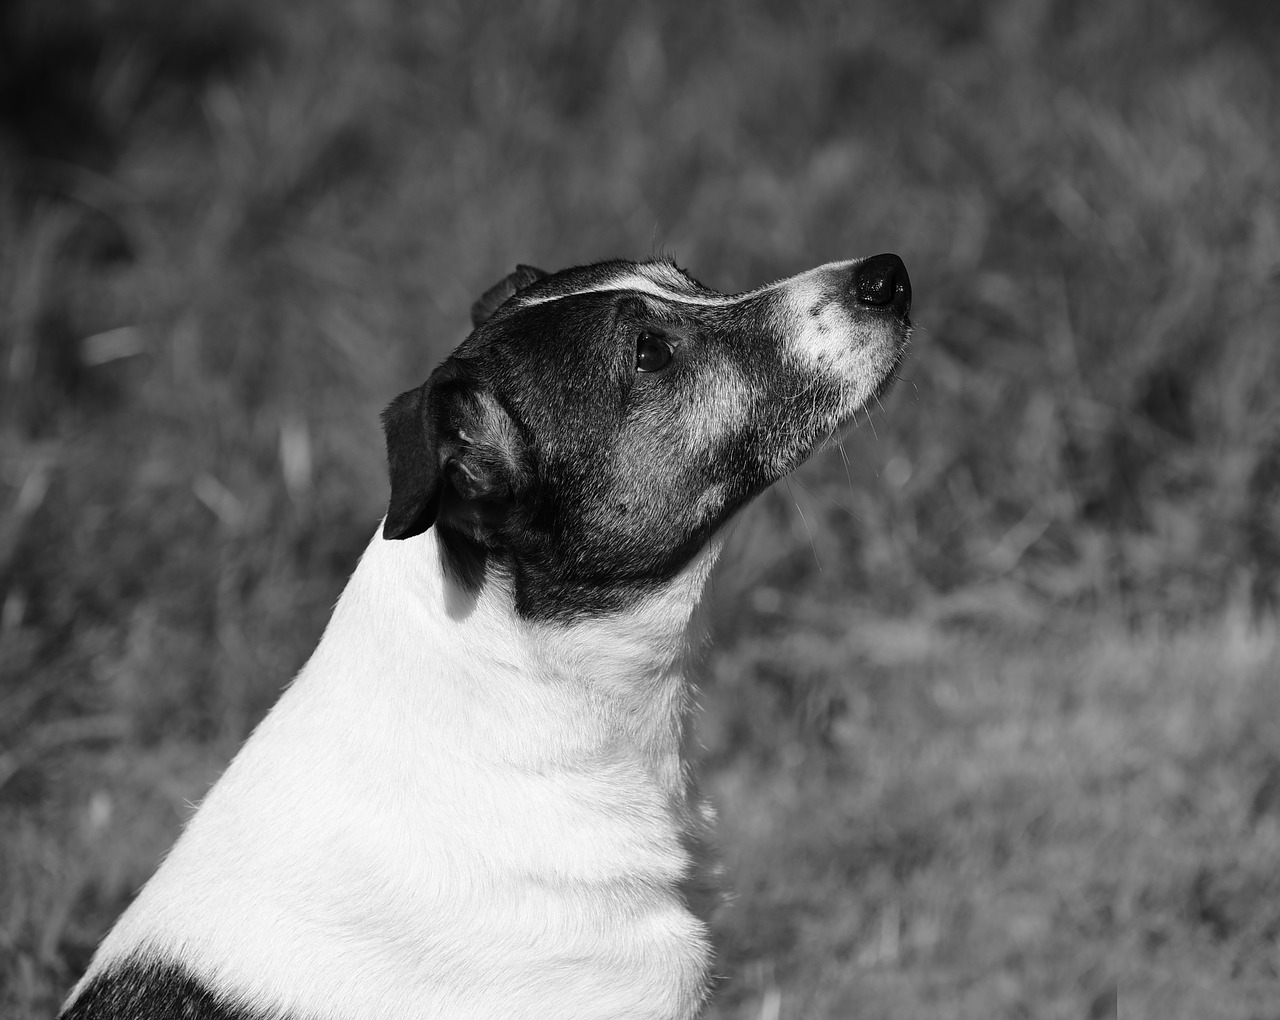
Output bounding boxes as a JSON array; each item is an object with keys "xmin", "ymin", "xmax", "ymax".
[{"xmin": 75, "ymin": 530, "xmax": 716, "ymax": 1018}]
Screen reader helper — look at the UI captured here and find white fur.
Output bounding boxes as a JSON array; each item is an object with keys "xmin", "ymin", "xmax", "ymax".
[
  {"xmin": 516, "ymin": 259, "xmax": 860, "ymax": 310},
  {"xmin": 72, "ymin": 529, "xmax": 725, "ymax": 1020},
  {"xmin": 778, "ymin": 270, "xmax": 903, "ymax": 411}
]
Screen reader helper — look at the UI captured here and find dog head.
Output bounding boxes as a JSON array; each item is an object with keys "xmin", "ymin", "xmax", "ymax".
[{"xmin": 381, "ymin": 255, "xmax": 911, "ymax": 621}]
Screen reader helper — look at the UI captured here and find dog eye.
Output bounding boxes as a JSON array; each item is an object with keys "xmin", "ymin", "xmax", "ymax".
[{"xmin": 635, "ymin": 331, "xmax": 673, "ymax": 373}]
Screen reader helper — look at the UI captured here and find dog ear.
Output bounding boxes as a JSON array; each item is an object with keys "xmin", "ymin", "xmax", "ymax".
[
  {"xmin": 470, "ymin": 264, "xmax": 548, "ymax": 327},
  {"xmin": 381, "ymin": 360, "xmax": 527, "ymax": 542},
  {"xmin": 381, "ymin": 373, "xmax": 445, "ymax": 541}
]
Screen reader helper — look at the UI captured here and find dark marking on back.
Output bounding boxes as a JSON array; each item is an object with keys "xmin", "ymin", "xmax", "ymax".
[{"xmin": 60, "ymin": 958, "xmax": 281, "ymax": 1020}]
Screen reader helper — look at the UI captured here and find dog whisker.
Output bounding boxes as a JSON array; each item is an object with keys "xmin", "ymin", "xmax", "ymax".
[
  {"xmin": 790, "ymin": 473, "xmax": 859, "ymax": 522},
  {"xmin": 835, "ymin": 435, "xmax": 857, "ymax": 511},
  {"xmin": 783, "ymin": 477, "xmax": 823, "ymax": 571}
]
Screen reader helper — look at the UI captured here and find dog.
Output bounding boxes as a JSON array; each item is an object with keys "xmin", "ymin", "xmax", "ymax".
[{"xmin": 58, "ymin": 252, "xmax": 911, "ymax": 1019}]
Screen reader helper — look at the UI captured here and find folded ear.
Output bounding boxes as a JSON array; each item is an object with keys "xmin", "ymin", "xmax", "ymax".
[
  {"xmin": 381, "ymin": 371, "xmax": 446, "ymax": 541},
  {"xmin": 381, "ymin": 360, "xmax": 528, "ymax": 542},
  {"xmin": 470, "ymin": 264, "xmax": 548, "ymax": 326}
]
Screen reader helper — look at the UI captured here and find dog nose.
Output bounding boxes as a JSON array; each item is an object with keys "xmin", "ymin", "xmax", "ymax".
[{"xmin": 853, "ymin": 253, "xmax": 911, "ymax": 313}]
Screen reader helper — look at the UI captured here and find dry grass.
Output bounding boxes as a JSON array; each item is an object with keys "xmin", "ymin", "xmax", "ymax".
[
  {"xmin": 2, "ymin": 0, "xmax": 1279, "ymax": 1015},
  {"xmin": 703, "ymin": 592, "xmax": 1280, "ymax": 1018}
]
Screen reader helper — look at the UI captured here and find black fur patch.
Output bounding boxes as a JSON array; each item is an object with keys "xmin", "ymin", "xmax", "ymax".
[
  {"xmin": 383, "ymin": 258, "xmax": 911, "ymax": 623},
  {"xmin": 59, "ymin": 958, "xmax": 276, "ymax": 1020}
]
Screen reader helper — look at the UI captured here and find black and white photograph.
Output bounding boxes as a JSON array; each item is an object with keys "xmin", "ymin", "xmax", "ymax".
[{"xmin": 2, "ymin": 1, "xmax": 1278, "ymax": 1017}]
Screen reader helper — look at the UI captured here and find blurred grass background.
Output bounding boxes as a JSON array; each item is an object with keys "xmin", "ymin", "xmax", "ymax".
[{"xmin": 2, "ymin": 0, "xmax": 1279, "ymax": 1016}]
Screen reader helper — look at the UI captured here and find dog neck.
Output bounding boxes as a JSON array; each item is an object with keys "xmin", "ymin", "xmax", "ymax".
[{"xmin": 333, "ymin": 526, "xmax": 724, "ymax": 794}]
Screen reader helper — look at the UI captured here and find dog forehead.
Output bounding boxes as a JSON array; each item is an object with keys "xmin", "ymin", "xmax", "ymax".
[{"xmin": 513, "ymin": 259, "xmax": 726, "ymax": 310}]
